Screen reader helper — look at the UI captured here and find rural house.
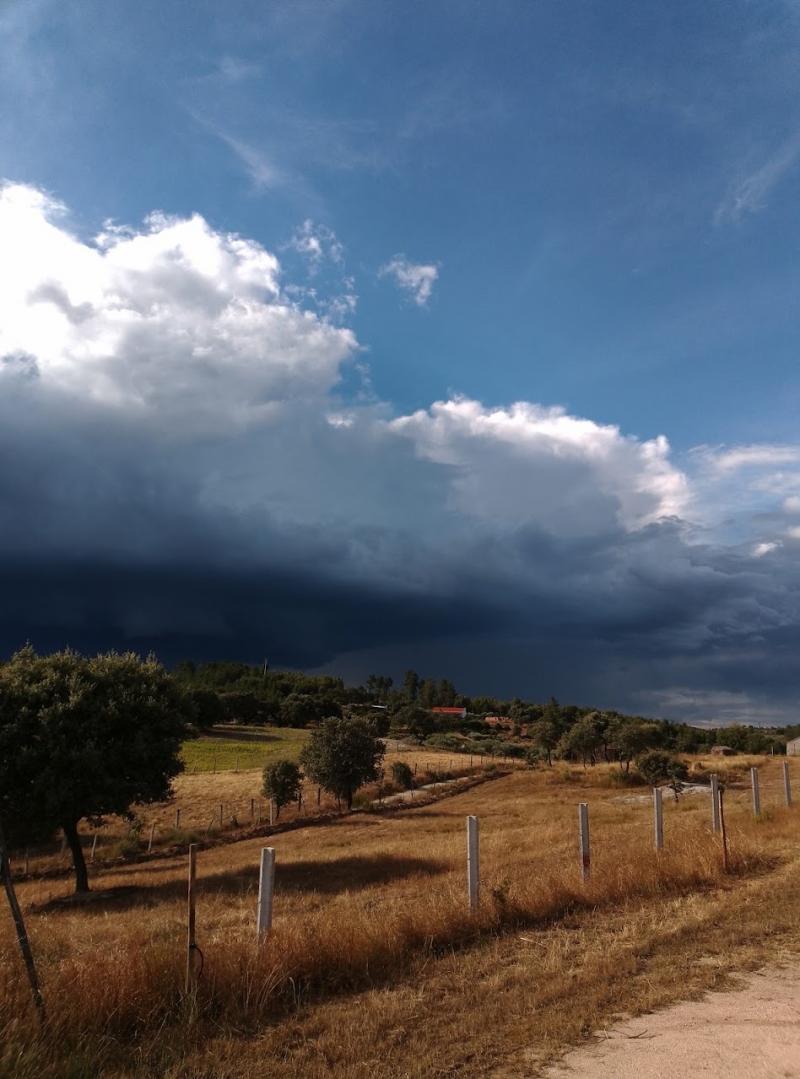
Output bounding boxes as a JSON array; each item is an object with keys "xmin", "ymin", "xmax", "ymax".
[
  {"xmin": 787, "ymin": 736, "xmax": 800, "ymax": 756},
  {"xmin": 431, "ymin": 706, "xmax": 467, "ymax": 719}
]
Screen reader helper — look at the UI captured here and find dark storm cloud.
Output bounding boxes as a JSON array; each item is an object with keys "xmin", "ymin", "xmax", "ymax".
[{"xmin": 3, "ymin": 181, "xmax": 800, "ymax": 724}]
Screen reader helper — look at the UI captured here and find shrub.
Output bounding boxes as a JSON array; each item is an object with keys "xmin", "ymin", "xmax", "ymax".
[
  {"xmin": 391, "ymin": 761, "xmax": 414, "ymax": 789},
  {"xmin": 636, "ymin": 750, "xmax": 688, "ymax": 787}
]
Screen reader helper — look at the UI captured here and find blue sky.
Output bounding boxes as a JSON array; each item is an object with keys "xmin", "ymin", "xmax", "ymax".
[{"xmin": 2, "ymin": 0, "xmax": 800, "ymax": 722}]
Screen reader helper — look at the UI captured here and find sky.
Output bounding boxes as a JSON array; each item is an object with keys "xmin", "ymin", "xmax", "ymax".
[{"xmin": 2, "ymin": 0, "xmax": 800, "ymax": 724}]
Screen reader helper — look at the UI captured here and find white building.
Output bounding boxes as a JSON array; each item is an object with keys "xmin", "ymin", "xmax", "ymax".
[{"xmin": 787, "ymin": 736, "xmax": 800, "ymax": 756}]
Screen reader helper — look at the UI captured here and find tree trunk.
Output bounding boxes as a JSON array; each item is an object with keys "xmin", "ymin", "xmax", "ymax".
[
  {"xmin": 345, "ymin": 790, "xmax": 353, "ymax": 811},
  {"xmin": 62, "ymin": 820, "xmax": 89, "ymax": 893}
]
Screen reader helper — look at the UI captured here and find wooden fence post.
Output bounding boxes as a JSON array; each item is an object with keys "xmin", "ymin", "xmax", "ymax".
[
  {"xmin": 269, "ymin": 800, "xmax": 275, "ymax": 827},
  {"xmin": 90, "ymin": 833, "xmax": 98, "ymax": 864},
  {"xmin": 219, "ymin": 803, "xmax": 224, "ymax": 828},
  {"xmin": 710, "ymin": 774, "xmax": 720, "ymax": 833},
  {"xmin": 466, "ymin": 816, "xmax": 479, "ymax": 913},
  {"xmin": 782, "ymin": 761, "xmax": 792, "ymax": 807},
  {"xmin": 751, "ymin": 767, "xmax": 761, "ymax": 817},
  {"xmin": 256, "ymin": 847, "xmax": 276, "ymax": 939},
  {"xmin": 719, "ymin": 788, "xmax": 729, "ymax": 872},
  {"xmin": 0, "ymin": 823, "xmax": 45, "ymax": 1024},
  {"xmin": 250, "ymin": 798, "xmax": 255, "ymax": 821},
  {"xmin": 653, "ymin": 787, "xmax": 664, "ymax": 851},
  {"xmin": 185, "ymin": 844, "xmax": 200, "ymax": 994},
  {"xmin": 175, "ymin": 808, "xmax": 181, "ymax": 830},
  {"xmin": 578, "ymin": 803, "xmax": 590, "ymax": 881},
  {"xmin": 147, "ymin": 822, "xmax": 156, "ymax": 853}
]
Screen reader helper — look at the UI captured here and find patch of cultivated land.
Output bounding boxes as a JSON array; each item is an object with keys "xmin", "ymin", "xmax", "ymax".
[{"xmin": 2, "ymin": 757, "xmax": 800, "ymax": 1077}]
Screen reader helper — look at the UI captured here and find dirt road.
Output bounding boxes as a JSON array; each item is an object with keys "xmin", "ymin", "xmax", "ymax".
[{"xmin": 537, "ymin": 967, "xmax": 800, "ymax": 1078}]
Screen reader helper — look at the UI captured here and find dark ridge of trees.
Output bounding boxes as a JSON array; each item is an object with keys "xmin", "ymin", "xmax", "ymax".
[{"xmin": 170, "ymin": 660, "xmax": 795, "ymax": 753}]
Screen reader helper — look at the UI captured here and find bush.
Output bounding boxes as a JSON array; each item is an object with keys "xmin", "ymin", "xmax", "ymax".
[
  {"xmin": 390, "ymin": 761, "xmax": 414, "ymax": 789},
  {"xmin": 636, "ymin": 750, "xmax": 688, "ymax": 787}
]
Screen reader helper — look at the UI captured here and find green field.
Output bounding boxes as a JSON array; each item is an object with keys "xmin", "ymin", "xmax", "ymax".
[{"xmin": 180, "ymin": 725, "xmax": 310, "ymax": 772}]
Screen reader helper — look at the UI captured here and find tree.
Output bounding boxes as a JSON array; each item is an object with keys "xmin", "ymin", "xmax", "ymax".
[
  {"xmin": 528, "ymin": 717, "xmax": 559, "ymax": 765},
  {"xmin": 402, "ymin": 669, "xmax": 420, "ymax": 701},
  {"xmin": 187, "ymin": 688, "xmax": 226, "ymax": 729},
  {"xmin": 609, "ymin": 718, "xmax": 660, "ymax": 773},
  {"xmin": 262, "ymin": 760, "xmax": 303, "ymax": 819},
  {"xmin": 279, "ymin": 693, "xmax": 339, "ymax": 728},
  {"xmin": 557, "ymin": 712, "xmax": 605, "ymax": 766},
  {"xmin": 299, "ymin": 717, "xmax": 384, "ymax": 810},
  {"xmin": 0, "ymin": 647, "xmax": 188, "ymax": 893},
  {"xmin": 365, "ymin": 674, "xmax": 393, "ymax": 701},
  {"xmin": 395, "ymin": 705, "xmax": 435, "ymax": 745}
]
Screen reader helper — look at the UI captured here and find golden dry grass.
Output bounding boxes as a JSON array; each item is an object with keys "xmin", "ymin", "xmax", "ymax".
[
  {"xmin": 2, "ymin": 755, "xmax": 800, "ymax": 1078},
  {"xmin": 19, "ymin": 740, "xmax": 477, "ymax": 875}
]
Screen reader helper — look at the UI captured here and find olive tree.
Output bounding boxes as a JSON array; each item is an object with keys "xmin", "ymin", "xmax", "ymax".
[
  {"xmin": 262, "ymin": 759, "xmax": 303, "ymax": 818},
  {"xmin": 299, "ymin": 717, "xmax": 384, "ymax": 810},
  {"xmin": 0, "ymin": 647, "xmax": 188, "ymax": 893}
]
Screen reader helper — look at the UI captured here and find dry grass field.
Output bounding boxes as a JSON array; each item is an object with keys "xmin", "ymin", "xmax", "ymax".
[
  {"xmin": 18, "ymin": 732, "xmax": 482, "ymax": 874},
  {"xmin": 2, "ymin": 755, "xmax": 800, "ymax": 1078}
]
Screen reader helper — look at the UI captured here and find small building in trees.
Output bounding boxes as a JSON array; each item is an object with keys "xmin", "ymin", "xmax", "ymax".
[
  {"xmin": 787, "ymin": 736, "xmax": 800, "ymax": 756},
  {"xmin": 710, "ymin": 745, "xmax": 736, "ymax": 756},
  {"xmin": 432, "ymin": 706, "xmax": 467, "ymax": 719}
]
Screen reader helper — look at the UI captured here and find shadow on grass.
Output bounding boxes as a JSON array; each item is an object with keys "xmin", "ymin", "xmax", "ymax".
[{"xmin": 32, "ymin": 853, "xmax": 449, "ymax": 915}]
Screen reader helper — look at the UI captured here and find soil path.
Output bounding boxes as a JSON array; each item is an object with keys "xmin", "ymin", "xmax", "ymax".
[{"xmin": 536, "ymin": 967, "xmax": 800, "ymax": 1078}]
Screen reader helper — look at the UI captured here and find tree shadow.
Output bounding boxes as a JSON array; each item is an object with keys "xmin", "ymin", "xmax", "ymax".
[{"xmin": 32, "ymin": 853, "xmax": 448, "ymax": 915}]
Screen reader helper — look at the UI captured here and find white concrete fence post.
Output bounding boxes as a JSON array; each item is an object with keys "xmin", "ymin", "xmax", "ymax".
[
  {"xmin": 466, "ymin": 815, "xmax": 479, "ymax": 913},
  {"xmin": 782, "ymin": 761, "xmax": 792, "ymax": 807},
  {"xmin": 578, "ymin": 802, "xmax": 590, "ymax": 881},
  {"xmin": 653, "ymin": 787, "xmax": 664, "ymax": 851},
  {"xmin": 710, "ymin": 774, "xmax": 720, "ymax": 833},
  {"xmin": 751, "ymin": 767, "xmax": 761, "ymax": 817},
  {"xmin": 256, "ymin": 847, "xmax": 276, "ymax": 939}
]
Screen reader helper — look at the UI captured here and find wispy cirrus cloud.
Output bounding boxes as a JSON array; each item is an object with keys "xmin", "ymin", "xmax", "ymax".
[
  {"xmin": 379, "ymin": 255, "xmax": 440, "ymax": 307},
  {"xmin": 714, "ymin": 133, "xmax": 800, "ymax": 223}
]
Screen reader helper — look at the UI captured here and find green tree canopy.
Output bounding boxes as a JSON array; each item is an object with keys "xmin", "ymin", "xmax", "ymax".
[
  {"xmin": 262, "ymin": 759, "xmax": 303, "ymax": 819},
  {"xmin": 0, "ymin": 647, "xmax": 188, "ymax": 892},
  {"xmin": 299, "ymin": 717, "xmax": 384, "ymax": 810},
  {"xmin": 393, "ymin": 705, "xmax": 435, "ymax": 745}
]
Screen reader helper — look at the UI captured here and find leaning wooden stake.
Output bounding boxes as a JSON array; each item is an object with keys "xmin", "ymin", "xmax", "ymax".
[
  {"xmin": 782, "ymin": 761, "xmax": 792, "ymax": 807},
  {"xmin": 185, "ymin": 844, "xmax": 201, "ymax": 995},
  {"xmin": 578, "ymin": 803, "xmax": 590, "ymax": 881},
  {"xmin": 466, "ymin": 816, "xmax": 479, "ymax": 912},
  {"xmin": 710, "ymin": 774, "xmax": 721, "ymax": 833},
  {"xmin": 719, "ymin": 787, "xmax": 729, "ymax": 872},
  {"xmin": 0, "ymin": 822, "xmax": 45, "ymax": 1024},
  {"xmin": 147, "ymin": 822, "xmax": 156, "ymax": 854},
  {"xmin": 90, "ymin": 833, "xmax": 98, "ymax": 864},
  {"xmin": 653, "ymin": 787, "xmax": 664, "ymax": 851},
  {"xmin": 256, "ymin": 847, "xmax": 276, "ymax": 938},
  {"xmin": 750, "ymin": 767, "xmax": 761, "ymax": 818}
]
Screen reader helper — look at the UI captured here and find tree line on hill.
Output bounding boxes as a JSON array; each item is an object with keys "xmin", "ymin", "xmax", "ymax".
[{"xmin": 174, "ymin": 660, "xmax": 797, "ymax": 756}]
